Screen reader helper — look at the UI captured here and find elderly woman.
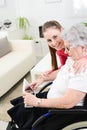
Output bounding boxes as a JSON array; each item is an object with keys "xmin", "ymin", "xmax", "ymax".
[{"xmin": 7, "ymin": 23, "xmax": 87, "ymax": 130}]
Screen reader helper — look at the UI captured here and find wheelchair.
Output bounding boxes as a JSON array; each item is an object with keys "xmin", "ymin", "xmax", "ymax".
[
  {"xmin": 6, "ymin": 82, "xmax": 87, "ymax": 130},
  {"xmin": 31, "ymin": 82, "xmax": 87, "ymax": 130}
]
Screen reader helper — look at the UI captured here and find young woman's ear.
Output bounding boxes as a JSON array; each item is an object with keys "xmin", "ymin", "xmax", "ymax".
[{"xmin": 60, "ymin": 27, "xmax": 64, "ymax": 32}]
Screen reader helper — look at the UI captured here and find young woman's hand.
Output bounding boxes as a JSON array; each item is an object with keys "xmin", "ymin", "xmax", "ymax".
[
  {"xmin": 73, "ymin": 58, "xmax": 87, "ymax": 74},
  {"xmin": 42, "ymin": 69, "xmax": 59, "ymax": 81}
]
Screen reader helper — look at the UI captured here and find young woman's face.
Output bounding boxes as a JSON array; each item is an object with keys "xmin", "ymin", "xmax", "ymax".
[{"xmin": 43, "ymin": 27, "xmax": 64, "ymax": 50}]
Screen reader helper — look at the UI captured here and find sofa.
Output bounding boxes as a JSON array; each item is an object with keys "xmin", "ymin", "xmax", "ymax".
[{"xmin": 0, "ymin": 37, "xmax": 36, "ymax": 97}]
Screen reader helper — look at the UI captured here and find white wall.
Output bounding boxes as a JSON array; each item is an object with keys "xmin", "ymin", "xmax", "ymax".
[
  {"xmin": 0, "ymin": 0, "xmax": 17, "ymax": 21},
  {"xmin": 16, "ymin": 0, "xmax": 87, "ymax": 39},
  {"xmin": 0, "ymin": 0, "xmax": 87, "ymax": 39}
]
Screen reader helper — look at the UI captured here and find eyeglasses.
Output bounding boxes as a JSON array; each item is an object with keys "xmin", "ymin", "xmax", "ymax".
[{"xmin": 64, "ymin": 45, "xmax": 75, "ymax": 52}]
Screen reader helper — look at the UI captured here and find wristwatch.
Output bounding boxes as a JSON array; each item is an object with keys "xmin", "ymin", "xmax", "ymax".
[{"xmin": 36, "ymin": 99, "xmax": 42, "ymax": 107}]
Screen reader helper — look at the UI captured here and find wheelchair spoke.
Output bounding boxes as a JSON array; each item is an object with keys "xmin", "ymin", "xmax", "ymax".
[{"xmin": 62, "ymin": 121, "xmax": 87, "ymax": 130}]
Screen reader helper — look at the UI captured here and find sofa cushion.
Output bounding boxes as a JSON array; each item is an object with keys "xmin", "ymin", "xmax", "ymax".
[{"xmin": 0, "ymin": 37, "xmax": 12, "ymax": 58}]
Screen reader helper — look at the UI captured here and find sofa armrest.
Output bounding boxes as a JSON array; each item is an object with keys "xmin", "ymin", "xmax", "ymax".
[{"xmin": 9, "ymin": 40, "xmax": 35, "ymax": 53}]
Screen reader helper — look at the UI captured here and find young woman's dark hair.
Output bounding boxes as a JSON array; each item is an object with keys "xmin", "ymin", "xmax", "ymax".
[{"xmin": 42, "ymin": 20, "xmax": 63, "ymax": 70}]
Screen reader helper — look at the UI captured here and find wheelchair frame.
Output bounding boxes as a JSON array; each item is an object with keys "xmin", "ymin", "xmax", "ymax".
[
  {"xmin": 6, "ymin": 82, "xmax": 87, "ymax": 130},
  {"xmin": 32, "ymin": 82, "xmax": 87, "ymax": 130}
]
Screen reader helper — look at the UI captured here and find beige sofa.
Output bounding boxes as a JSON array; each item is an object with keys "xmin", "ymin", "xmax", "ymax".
[{"xmin": 0, "ymin": 38, "xmax": 36, "ymax": 97}]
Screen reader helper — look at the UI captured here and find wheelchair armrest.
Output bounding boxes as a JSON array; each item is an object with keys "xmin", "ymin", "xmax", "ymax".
[
  {"xmin": 32, "ymin": 107, "xmax": 87, "ymax": 129},
  {"xmin": 39, "ymin": 81, "xmax": 53, "ymax": 93},
  {"xmin": 49, "ymin": 107, "xmax": 87, "ymax": 114},
  {"xmin": 32, "ymin": 112, "xmax": 52, "ymax": 128}
]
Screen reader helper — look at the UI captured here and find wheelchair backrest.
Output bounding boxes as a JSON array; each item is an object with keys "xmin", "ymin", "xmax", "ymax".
[{"xmin": 83, "ymin": 94, "xmax": 87, "ymax": 108}]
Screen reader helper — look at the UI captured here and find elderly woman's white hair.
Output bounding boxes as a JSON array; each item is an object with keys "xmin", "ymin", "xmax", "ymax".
[{"xmin": 62, "ymin": 23, "xmax": 87, "ymax": 47}]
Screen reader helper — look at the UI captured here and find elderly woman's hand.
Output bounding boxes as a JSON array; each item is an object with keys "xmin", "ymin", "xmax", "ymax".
[
  {"xmin": 23, "ymin": 91, "xmax": 38, "ymax": 107},
  {"xmin": 73, "ymin": 57, "xmax": 87, "ymax": 74}
]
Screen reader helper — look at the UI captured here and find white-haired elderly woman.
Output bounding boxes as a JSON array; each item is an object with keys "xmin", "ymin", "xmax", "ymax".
[{"xmin": 7, "ymin": 23, "xmax": 87, "ymax": 130}]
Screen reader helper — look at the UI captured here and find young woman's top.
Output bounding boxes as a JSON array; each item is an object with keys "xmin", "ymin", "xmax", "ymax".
[{"xmin": 56, "ymin": 48, "xmax": 68, "ymax": 68}]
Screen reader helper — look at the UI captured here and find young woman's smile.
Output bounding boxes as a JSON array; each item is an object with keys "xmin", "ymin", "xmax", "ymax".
[{"xmin": 43, "ymin": 27, "xmax": 64, "ymax": 50}]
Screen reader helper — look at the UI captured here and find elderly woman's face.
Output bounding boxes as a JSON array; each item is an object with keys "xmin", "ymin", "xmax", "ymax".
[
  {"xmin": 43, "ymin": 27, "xmax": 64, "ymax": 50},
  {"xmin": 64, "ymin": 41, "xmax": 84, "ymax": 60}
]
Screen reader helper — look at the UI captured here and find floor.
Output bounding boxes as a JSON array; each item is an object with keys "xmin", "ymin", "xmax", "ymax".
[{"xmin": 0, "ymin": 120, "xmax": 8, "ymax": 130}]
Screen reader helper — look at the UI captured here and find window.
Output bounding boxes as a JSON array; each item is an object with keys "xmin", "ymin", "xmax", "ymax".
[
  {"xmin": 45, "ymin": 0, "xmax": 61, "ymax": 4},
  {"xmin": 0, "ymin": 0, "xmax": 5, "ymax": 7},
  {"xmin": 73, "ymin": 0, "xmax": 87, "ymax": 16}
]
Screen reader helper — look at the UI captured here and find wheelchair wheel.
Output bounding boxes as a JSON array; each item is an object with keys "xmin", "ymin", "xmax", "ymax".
[{"xmin": 62, "ymin": 121, "xmax": 87, "ymax": 130}]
